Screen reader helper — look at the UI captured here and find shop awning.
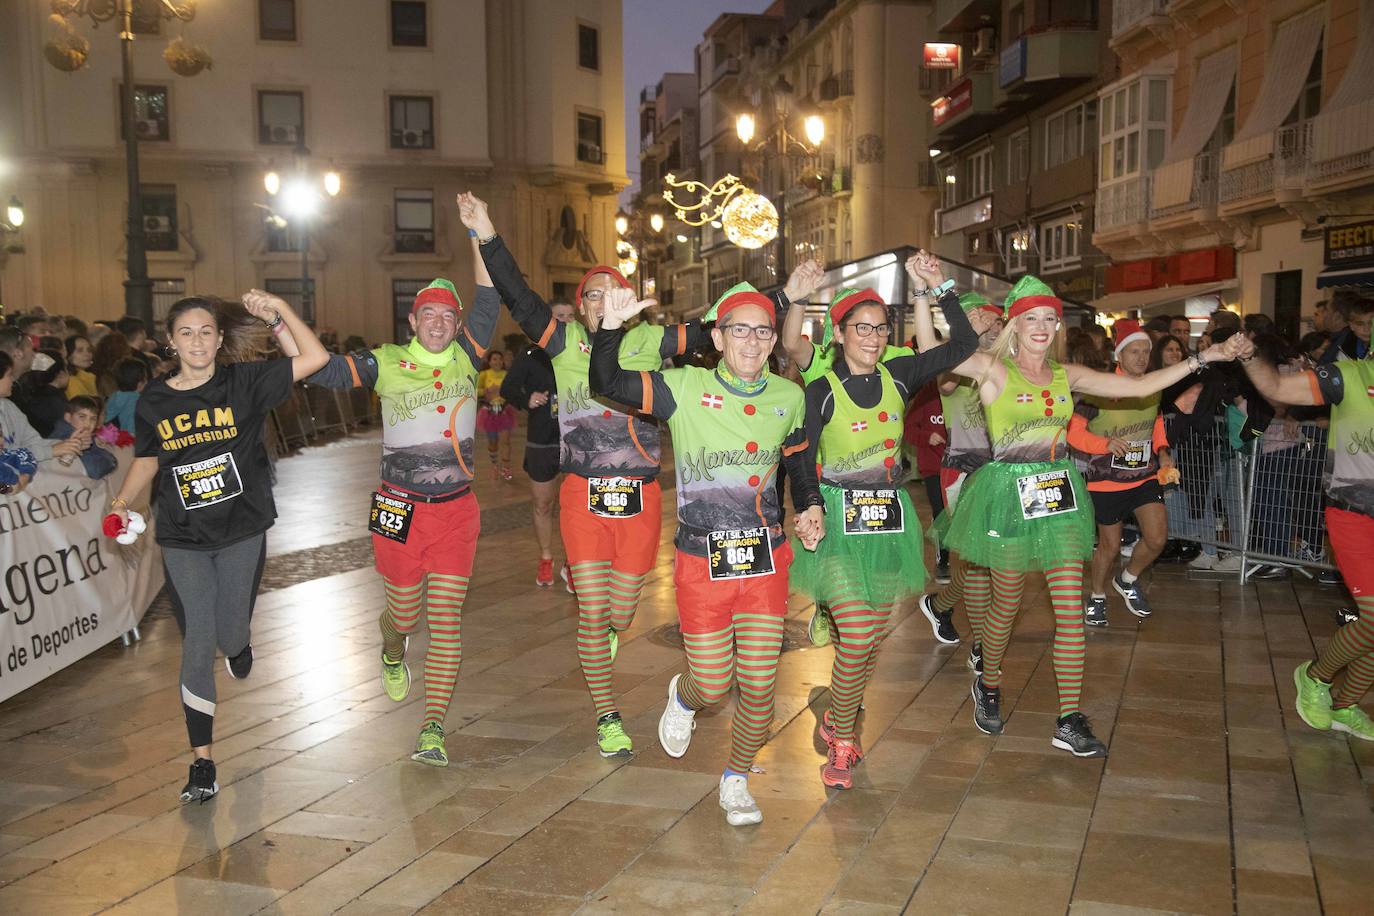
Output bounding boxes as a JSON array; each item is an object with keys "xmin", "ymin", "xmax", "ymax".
[
  {"xmin": 1229, "ymin": 7, "xmax": 1325, "ymax": 153},
  {"xmin": 1316, "ymin": 267, "xmax": 1374, "ymax": 289},
  {"xmin": 1166, "ymin": 46, "xmax": 1239, "ymax": 166},
  {"xmin": 1090, "ymin": 280, "xmax": 1234, "ymax": 314}
]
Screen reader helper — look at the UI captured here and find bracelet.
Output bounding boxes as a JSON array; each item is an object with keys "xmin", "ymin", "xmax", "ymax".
[
  {"xmin": 932, "ymin": 279, "xmax": 956, "ymax": 297},
  {"xmin": 266, "ymin": 311, "xmax": 283, "ymax": 328},
  {"xmin": 111, "ymin": 497, "xmax": 128, "ymax": 509},
  {"xmin": 478, "ymin": 231, "xmax": 497, "ymax": 245},
  {"xmin": 911, "ymin": 288, "xmax": 930, "ymax": 298}
]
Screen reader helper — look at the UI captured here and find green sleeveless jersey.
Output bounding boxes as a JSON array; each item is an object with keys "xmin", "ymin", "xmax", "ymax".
[
  {"xmin": 371, "ymin": 338, "xmax": 480, "ymax": 495},
  {"xmin": 986, "ymin": 358, "xmax": 1073, "ymax": 464},
  {"xmin": 938, "ymin": 378, "xmax": 991, "ymax": 473},
  {"xmin": 661, "ymin": 365, "xmax": 805, "ymax": 556},
  {"xmin": 553, "ymin": 321, "xmax": 668, "ymax": 479},
  {"xmin": 817, "ymin": 363, "xmax": 907, "ymax": 488},
  {"xmin": 801, "ymin": 342, "xmax": 913, "ymax": 385},
  {"xmin": 1074, "ymin": 388, "xmax": 1160, "ymax": 484},
  {"xmin": 1315, "ymin": 360, "xmax": 1374, "ymax": 516}
]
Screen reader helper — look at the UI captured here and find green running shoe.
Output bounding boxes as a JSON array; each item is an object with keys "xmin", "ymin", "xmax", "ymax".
[
  {"xmin": 381, "ymin": 650, "xmax": 410, "ymax": 702},
  {"xmin": 596, "ymin": 713, "xmax": 633, "ymax": 758},
  {"xmin": 1293, "ymin": 661, "xmax": 1333, "ymax": 731},
  {"xmin": 1331, "ymin": 706, "xmax": 1374, "ymax": 741},
  {"xmin": 411, "ymin": 723, "xmax": 448, "ymax": 767},
  {"xmin": 808, "ymin": 606, "xmax": 833, "ymax": 648},
  {"xmin": 608, "ymin": 628, "xmax": 619, "ymax": 664}
]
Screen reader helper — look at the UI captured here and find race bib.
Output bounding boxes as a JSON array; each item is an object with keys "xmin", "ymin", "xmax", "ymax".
[
  {"xmin": 843, "ymin": 488, "xmax": 904, "ymax": 535},
  {"xmin": 1111, "ymin": 440, "xmax": 1152, "ymax": 471},
  {"xmin": 173, "ymin": 453, "xmax": 243, "ymax": 511},
  {"xmin": 1017, "ymin": 469, "xmax": 1077, "ymax": 520},
  {"xmin": 587, "ymin": 477, "xmax": 643, "ymax": 518},
  {"xmin": 707, "ymin": 527, "xmax": 775, "ymax": 580},
  {"xmin": 368, "ymin": 491, "xmax": 414, "ymax": 543}
]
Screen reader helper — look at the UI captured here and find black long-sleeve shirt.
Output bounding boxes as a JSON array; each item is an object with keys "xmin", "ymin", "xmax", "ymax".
[{"xmin": 501, "ymin": 344, "xmax": 558, "ymax": 447}]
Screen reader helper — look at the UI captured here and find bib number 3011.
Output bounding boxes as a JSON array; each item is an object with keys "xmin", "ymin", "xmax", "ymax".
[
  {"xmin": 172, "ymin": 453, "xmax": 243, "ymax": 510},
  {"xmin": 1017, "ymin": 469, "xmax": 1077, "ymax": 520},
  {"xmin": 842, "ymin": 488, "xmax": 904, "ymax": 535},
  {"xmin": 368, "ymin": 491, "xmax": 414, "ymax": 543},
  {"xmin": 707, "ymin": 527, "xmax": 775, "ymax": 580},
  {"xmin": 587, "ymin": 477, "xmax": 643, "ymax": 518}
]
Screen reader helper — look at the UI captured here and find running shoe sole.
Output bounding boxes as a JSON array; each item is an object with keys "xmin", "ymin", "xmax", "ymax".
[
  {"xmin": 410, "ymin": 749, "xmax": 449, "ymax": 767},
  {"xmin": 919, "ymin": 595, "xmax": 959, "ymax": 645},
  {"xmin": 1330, "ymin": 719, "xmax": 1374, "ymax": 741},
  {"xmin": 1050, "ymin": 738, "xmax": 1108, "ymax": 758},
  {"xmin": 179, "ymin": 783, "xmax": 219, "ymax": 803},
  {"xmin": 724, "ymin": 808, "xmax": 763, "ymax": 826},
  {"xmin": 820, "ymin": 766, "xmax": 853, "ymax": 790}
]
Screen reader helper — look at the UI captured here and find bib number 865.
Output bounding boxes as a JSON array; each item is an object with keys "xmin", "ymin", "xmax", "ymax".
[
  {"xmin": 726, "ymin": 546, "xmax": 755, "ymax": 565},
  {"xmin": 859, "ymin": 504, "xmax": 889, "ymax": 522}
]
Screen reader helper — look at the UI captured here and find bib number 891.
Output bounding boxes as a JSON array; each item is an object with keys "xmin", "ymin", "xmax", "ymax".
[
  {"xmin": 726, "ymin": 546, "xmax": 755, "ymax": 565},
  {"xmin": 192, "ymin": 474, "xmax": 225, "ymax": 495}
]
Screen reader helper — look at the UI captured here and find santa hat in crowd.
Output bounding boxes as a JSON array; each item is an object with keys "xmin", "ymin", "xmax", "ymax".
[{"xmin": 1112, "ymin": 319, "xmax": 1151, "ymax": 358}]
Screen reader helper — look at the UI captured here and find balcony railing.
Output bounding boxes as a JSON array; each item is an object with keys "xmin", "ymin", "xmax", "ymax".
[
  {"xmin": 1219, "ymin": 120, "xmax": 1312, "ymax": 204},
  {"xmin": 1095, "ymin": 176, "xmax": 1151, "ymax": 232},
  {"xmin": 937, "ymin": 194, "xmax": 993, "ymax": 236},
  {"xmin": 819, "ymin": 70, "xmax": 855, "ymax": 102},
  {"xmin": 1150, "ymin": 153, "xmax": 1217, "ymax": 219},
  {"xmin": 1112, "ymin": 0, "xmax": 1169, "ymax": 37},
  {"xmin": 1275, "ymin": 120, "xmax": 1313, "ymax": 191}
]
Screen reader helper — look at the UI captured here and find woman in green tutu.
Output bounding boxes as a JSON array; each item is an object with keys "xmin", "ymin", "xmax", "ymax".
[
  {"xmin": 943, "ymin": 276, "xmax": 1240, "ymax": 756},
  {"xmin": 793, "ymin": 251, "xmax": 978, "ymax": 790}
]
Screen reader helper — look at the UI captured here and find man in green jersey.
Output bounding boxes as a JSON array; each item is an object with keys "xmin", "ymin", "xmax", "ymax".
[{"xmin": 590, "ymin": 283, "xmax": 825, "ymax": 826}]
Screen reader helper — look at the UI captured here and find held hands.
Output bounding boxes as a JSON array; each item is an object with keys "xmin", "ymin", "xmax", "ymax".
[
  {"xmin": 242, "ymin": 289, "xmax": 288, "ymax": 324},
  {"xmin": 1106, "ymin": 437, "xmax": 1130, "ymax": 458},
  {"xmin": 1201, "ymin": 335, "xmax": 1246, "ymax": 365},
  {"xmin": 457, "ymin": 192, "xmax": 496, "ymax": 240},
  {"xmin": 1229, "ymin": 334, "xmax": 1256, "ymax": 362},
  {"xmin": 783, "ymin": 259, "xmax": 826, "ymax": 304},
  {"xmin": 529, "ymin": 391, "xmax": 550, "ymax": 409},
  {"xmin": 795, "ymin": 505, "xmax": 825, "ymax": 552},
  {"xmin": 599, "ymin": 287, "xmax": 656, "ymax": 330},
  {"xmin": 905, "ymin": 250, "xmax": 946, "ymax": 291}
]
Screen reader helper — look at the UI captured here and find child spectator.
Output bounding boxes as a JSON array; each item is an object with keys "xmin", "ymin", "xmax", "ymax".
[
  {"xmin": 51, "ymin": 395, "xmax": 116, "ymax": 480},
  {"xmin": 104, "ymin": 357, "xmax": 149, "ymax": 433}
]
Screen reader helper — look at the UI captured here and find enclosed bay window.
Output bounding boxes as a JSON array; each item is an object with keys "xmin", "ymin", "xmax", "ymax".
[{"xmin": 1099, "ymin": 76, "xmax": 1169, "ymax": 185}]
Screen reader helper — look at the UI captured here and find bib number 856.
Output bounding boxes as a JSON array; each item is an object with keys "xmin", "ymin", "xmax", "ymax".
[{"xmin": 603, "ymin": 491, "xmax": 629, "ymax": 509}]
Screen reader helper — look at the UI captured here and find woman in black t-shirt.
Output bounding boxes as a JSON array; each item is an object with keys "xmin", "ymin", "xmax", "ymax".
[{"xmin": 110, "ymin": 291, "xmax": 328, "ymax": 803}]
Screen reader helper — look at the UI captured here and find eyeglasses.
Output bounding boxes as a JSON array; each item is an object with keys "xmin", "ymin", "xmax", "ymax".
[
  {"xmin": 845, "ymin": 322, "xmax": 891, "ymax": 338},
  {"xmin": 720, "ymin": 323, "xmax": 776, "ymax": 341},
  {"xmin": 582, "ymin": 289, "xmax": 607, "ymax": 302}
]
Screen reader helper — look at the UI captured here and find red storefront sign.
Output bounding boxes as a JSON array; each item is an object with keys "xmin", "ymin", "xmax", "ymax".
[
  {"xmin": 923, "ymin": 42, "xmax": 961, "ymax": 70},
  {"xmin": 1105, "ymin": 246, "xmax": 1236, "ymax": 293},
  {"xmin": 932, "ymin": 79, "xmax": 973, "ymax": 126}
]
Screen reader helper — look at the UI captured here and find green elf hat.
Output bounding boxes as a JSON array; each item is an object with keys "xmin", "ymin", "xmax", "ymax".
[
  {"xmin": 958, "ymin": 290, "xmax": 1002, "ymax": 316},
  {"xmin": 1001, "ymin": 274, "xmax": 1061, "ymax": 320},
  {"xmin": 703, "ymin": 281, "xmax": 774, "ymax": 324},
  {"xmin": 412, "ymin": 279, "xmax": 463, "ymax": 315}
]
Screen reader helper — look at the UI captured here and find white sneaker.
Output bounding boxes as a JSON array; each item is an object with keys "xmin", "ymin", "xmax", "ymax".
[
  {"xmin": 1212, "ymin": 554, "xmax": 1243, "ymax": 572},
  {"xmin": 719, "ymin": 774, "xmax": 763, "ymax": 826},
  {"xmin": 658, "ymin": 673, "xmax": 696, "ymax": 758},
  {"xmin": 1189, "ymin": 552, "xmax": 1218, "ymax": 570}
]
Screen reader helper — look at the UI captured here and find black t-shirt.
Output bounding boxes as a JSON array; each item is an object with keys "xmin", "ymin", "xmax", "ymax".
[{"xmin": 135, "ymin": 359, "xmax": 294, "ymax": 549}]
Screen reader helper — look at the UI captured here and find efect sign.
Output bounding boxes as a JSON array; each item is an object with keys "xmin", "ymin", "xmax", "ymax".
[
  {"xmin": 1324, "ymin": 220, "xmax": 1374, "ymax": 269},
  {"xmin": 932, "ymin": 79, "xmax": 973, "ymax": 127},
  {"xmin": 923, "ymin": 42, "xmax": 961, "ymax": 70}
]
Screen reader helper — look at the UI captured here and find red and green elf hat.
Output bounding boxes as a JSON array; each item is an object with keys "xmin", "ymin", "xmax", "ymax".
[
  {"xmin": 703, "ymin": 281, "xmax": 776, "ymax": 325},
  {"xmin": 412, "ymin": 279, "xmax": 463, "ymax": 315},
  {"xmin": 1001, "ymin": 274, "xmax": 1062, "ymax": 320},
  {"xmin": 813, "ymin": 287, "xmax": 883, "ymax": 347},
  {"xmin": 574, "ymin": 265, "xmax": 632, "ymax": 303},
  {"xmin": 958, "ymin": 290, "xmax": 1002, "ymax": 316}
]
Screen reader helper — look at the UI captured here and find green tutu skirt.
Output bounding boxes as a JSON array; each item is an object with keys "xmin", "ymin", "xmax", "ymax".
[
  {"xmin": 941, "ymin": 459, "xmax": 1094, "ymax": 572},
  {"xmin": 792, "ymin": 483, "xmax": 927, "ymax": 606},
  {"xmin": 926, "ymin": 467, "xmax": 974, "ymax": 545}
]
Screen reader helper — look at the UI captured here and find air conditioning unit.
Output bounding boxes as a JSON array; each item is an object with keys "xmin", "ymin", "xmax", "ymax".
[
  {"xmin": 134, "ymin": 118, "xmax": 161, "ymax": 139},
  {"xmin": 578, "ymin": 144, "xmax": 604, "ymax": 164},
  {"xmin": 270, "ymin": 124, "xmax": 298, "ymax": 144},
  {"xmin": 144, "ymin": 215, "xmax": 172, "ymax": 233},
  {"xmin": 400, "ymin": 129, "xmax": 426, "ymax": 148},
  {"xmin": 973, "ymin": 28, "xmax": 997, "ymax": 58}
]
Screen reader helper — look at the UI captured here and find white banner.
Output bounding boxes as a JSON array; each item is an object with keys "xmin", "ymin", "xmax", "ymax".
[{"xmin": 0, "ymin": 448, "xmax": 162, "ymax": 702}]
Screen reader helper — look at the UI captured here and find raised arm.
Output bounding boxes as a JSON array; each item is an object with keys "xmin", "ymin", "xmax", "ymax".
[
  {"xmin": 242, "ymin": 290, "xmax": 329, "ymax": 382},
  {"xmin": 459, "ymin": 233, "xmax": 502, "ymax": 357},
  {"xmin": 306, "ymin": 349, "xmax": 380, "ymax": 391},
  {"xmin": 773, "ymin": 260, "xmax": 826, "ymax": 367},
  {"xmin": 1066, "ymin": 337, "xmax": 1240, "ymax": 399},
  {"xmin": 1234, "ymin": 336, "xmax": 1321, "ymax": 406},
  {"xmin": 460, "ymin": 193, "xmax": 566, "ymax": 356},
  {"xmin": 589, "ymin": 289, "xmax": 676, "ymax": 420},
  {"xmin": 904, "ymin": 254, "xmax": 940, "ymax": 353}
]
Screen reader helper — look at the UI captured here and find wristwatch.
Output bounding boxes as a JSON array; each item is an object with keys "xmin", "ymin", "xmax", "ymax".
[{"xmin": 931, "ymin": 279, "xmax": 956, "ymax": 298}]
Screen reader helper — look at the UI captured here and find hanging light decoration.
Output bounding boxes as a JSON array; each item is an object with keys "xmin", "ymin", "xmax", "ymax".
[
  {"xmin": 721, "ymin": 190, "xmax": 778, "ymax": 250},
  {"xmin": 616, "ymin": 239, "xmax": 638, "ymax": 278}
]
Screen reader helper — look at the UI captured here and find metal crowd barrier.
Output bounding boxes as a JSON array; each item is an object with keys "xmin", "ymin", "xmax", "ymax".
[
  {"xmin": 265, "ymin": 381, "xmax": 381, "ymax": 458},
  {"xmin": 1163, "ymin": 414, "xmax": 1336, "ymax": 582}
]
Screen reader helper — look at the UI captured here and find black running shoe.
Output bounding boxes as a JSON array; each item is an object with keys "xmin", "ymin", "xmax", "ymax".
[
  {"xmin": 966, "ymin": 641, "xmax": 983, "ymax": 674},
  {"xmin": 971, "ymin": 677, "xmax": 1003, "ymax": 735},
  {"xmin": 934, "ymin": 559, "xmax": 951, "ymax": 585},
  {"xmin": 1051, "ymin": 713, "xmax": 1107, "ymax": 758},
  {"xmin": 919, "ymin": 594, "xmax": 960, "ymax": 644},
  {"xmin": 225, "ymin": 644, "xmax": 253, "ymax": 680},
  {"xmin": 180, "ymin": 758, "xmax": 219, "ymax": 804},
  {"xmin": 1336, "ymin": 606, "xmax": 1361, "ymax": 626}
]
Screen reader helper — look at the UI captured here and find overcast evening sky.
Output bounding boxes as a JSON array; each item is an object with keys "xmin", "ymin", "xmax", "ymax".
[{"xmin": 622, "ymin": 0, "xmax": 774, "ymax": 200}]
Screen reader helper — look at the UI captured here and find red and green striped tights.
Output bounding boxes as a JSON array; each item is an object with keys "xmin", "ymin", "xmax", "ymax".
[
  {"xmin": 981, "ymin": 563, "xmax": 1087, "ymax": 717},
  {"xmin": 379, "ymin": 574, "xmax": 469, "ymax": 726},
  {"xmin": 1311, "ymin": 599, "xmax": 1374, "ymax": 708},
  {"xmin": 570, "ymin": 561, "xmax": 647, "ymax": 718},
  {"xmin": 677, "ymin": 613, "xmax": 785, "ymax": 773},
  {"xmin": 931, "ymin": 554, "xmax": 992, "ymax": 645}
]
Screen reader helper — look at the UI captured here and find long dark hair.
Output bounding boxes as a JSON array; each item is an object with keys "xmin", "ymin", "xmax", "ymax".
[
  {"xmin": 1148, "ymin": 334, "xmax": 1187, "ymax": 371},
  {"xmin": 165, "ymin": 296, "xmax": 268, "ymax": 369}
]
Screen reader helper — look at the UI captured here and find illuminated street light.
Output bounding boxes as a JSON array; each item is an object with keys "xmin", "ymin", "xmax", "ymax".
[
  {"xmin": 264, "ymin": 171, "xmax": 281, "ymax": 196},
  {"xmin": 803, "ymin": 115, "xmax": 825, "ymax": 148},
  {"xmin": 649, "ymin": 213, "xmax": 665, "ymax": 233},
  {"xmin": 736, "ymin": 113, "xmax": 756, "ymax": 145},
  {"xmin": 280, "ymin": 177, "xmax": 322, "ymax": 219},
  {"xmin": 323, "ymin": 170, "xmax": 342, "ymax": 197},
  {"xmin": 615, "ymin": 212, "xmax": 629, "ymax": 235},
  {"xmin": 676, "ymin": 233, "xmax": 688, "ymax": 243},
  {"xmin": 5, "ymin": 196, "xmax": 24, "ymax": 229}
]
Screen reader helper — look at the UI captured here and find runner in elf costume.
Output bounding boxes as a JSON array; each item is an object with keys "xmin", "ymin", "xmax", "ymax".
[
  {"xmin": 918, "ymin": 291, "xmax": 1003, "ymax": 674},
  {"xmin": 1235, "ymin": 336, "xmax": 1374, "ymax": 741},
  {"xmin": 306, "ymin": 200, "xmax": 513, "ymax": 767},
  {"xmin": 943, "ymin": 275, "xmax": 1239, "ymax": 756},
  {"xmin": 1068, "ymin": 319, "xmax": 1176, "ymax": 627},
  {"xmin": 462, "ymin": 194, "xmax": 825, "ymax": 758},
  {"xmin": 791, "ymin": 252, "xmax": 978, "ymax": 789},
  {"xmin": 589, "ymin": 283, "xmax": 825, "ymax": 827}
]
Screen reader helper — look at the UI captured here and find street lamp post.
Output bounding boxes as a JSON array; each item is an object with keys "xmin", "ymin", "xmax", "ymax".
[
  {"xmin": 264, "ymin": 148, "xmax": 341, "ymax": 322},
  {"xmin": 614, "ymin": 207, "xmax": 665, "ymax": 299}
]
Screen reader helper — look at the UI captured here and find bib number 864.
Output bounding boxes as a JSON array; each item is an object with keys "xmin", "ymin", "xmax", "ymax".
[
  {"xmin": 726, "ymin": 546, "xmax": 755, "ymax": 565},
  {"xmin": 191, "ymin": 473, "xmax": 225, "ymax": 495}
]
